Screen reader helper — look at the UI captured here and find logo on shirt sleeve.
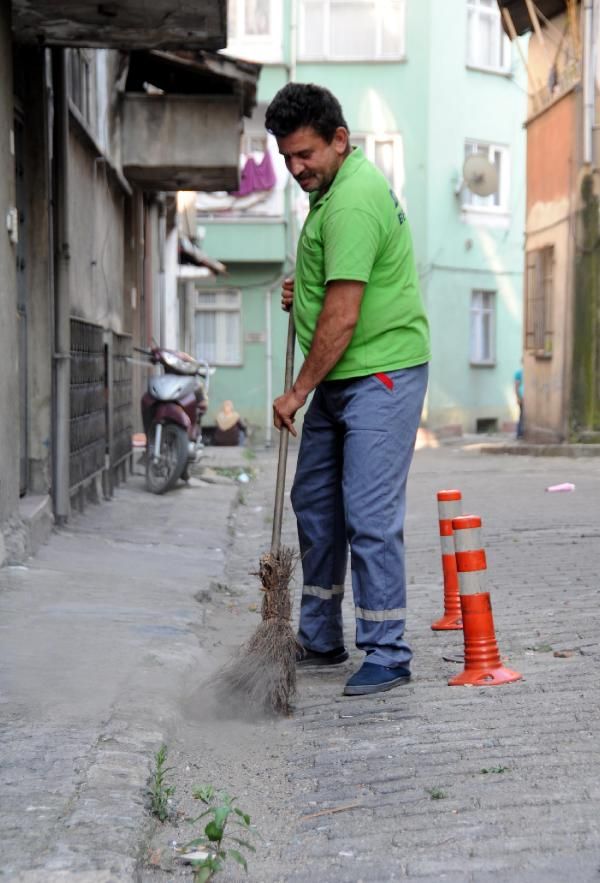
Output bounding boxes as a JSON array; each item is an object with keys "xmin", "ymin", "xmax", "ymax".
[{"xmin": 389, "ymin": 189, "xmax": 406, "ymax": 225}]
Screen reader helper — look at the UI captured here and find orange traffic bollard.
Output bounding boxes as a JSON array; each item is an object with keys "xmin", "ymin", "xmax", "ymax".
[
  {"xmin": 448, "ymin": 515, "xmax": 522, "ymax": 687},
  {"xmin": 431, "ymin": 490, "xmax": 463, "ymax": 630}
]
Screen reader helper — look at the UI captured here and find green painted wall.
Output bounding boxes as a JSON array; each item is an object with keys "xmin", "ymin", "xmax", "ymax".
[
  {"xmin": 201, "ymin": 219, "xmax": 287, "ymax": 263},
  {"xmin": 197, "ymin": 0, "xmax": 527, "ymax": 440},
  {"xmin": 422, "ymin": 2, "xmax": 527, "ymax": 431}
]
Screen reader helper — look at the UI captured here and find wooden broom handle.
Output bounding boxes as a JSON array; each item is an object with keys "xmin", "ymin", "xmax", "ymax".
[{"xmin": 271, "ymin": 312, "xmax": 296, "ymax": 557}]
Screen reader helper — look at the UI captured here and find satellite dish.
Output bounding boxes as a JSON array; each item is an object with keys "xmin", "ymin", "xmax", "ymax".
[{"xmin": 462, "ymin": 153, "xmax": 498, "ymax": 197}]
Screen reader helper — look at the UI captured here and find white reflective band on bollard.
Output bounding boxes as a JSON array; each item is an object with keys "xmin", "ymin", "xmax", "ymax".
[{"xmin": 458, "ymin": 569, "xmax": 487, "ymax": 595}]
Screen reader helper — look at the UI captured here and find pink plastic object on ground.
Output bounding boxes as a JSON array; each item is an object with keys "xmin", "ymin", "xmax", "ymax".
[{"xmin": 545, "ymin": 483, "xmax": 575, "ymax": 492}]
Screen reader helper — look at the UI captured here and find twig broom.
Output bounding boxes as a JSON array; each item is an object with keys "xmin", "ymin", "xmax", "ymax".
[{"xmin": 216, "ymin": 314, "xmax": 299, "ymax": 716}]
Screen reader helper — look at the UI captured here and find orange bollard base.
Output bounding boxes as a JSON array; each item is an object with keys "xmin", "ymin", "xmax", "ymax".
[
  {"xmin": 448, "ymin": 665, "xmax": 522, "ymax": 687},
  {"xmin": 431, "ymin": 612, "xmax": 462, "ymax": 630},
  {"xmin": 448, "ymin": 592, "xmax": 522, "ymax": 687}
]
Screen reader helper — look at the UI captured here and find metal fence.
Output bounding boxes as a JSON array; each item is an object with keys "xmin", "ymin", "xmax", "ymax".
[
  {"xmin": 69, "ymin": 318, "xmax": 106, "ymax": 490},
  {"xmin": 111, "ymin": 331, "xmax": 133, "ymax": 470},
  {"xmin": 69, "ymin": 319, "xmax": 135, "ymax": 499}
]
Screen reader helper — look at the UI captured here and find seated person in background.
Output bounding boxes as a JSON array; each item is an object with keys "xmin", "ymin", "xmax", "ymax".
[{"xmin": 214, "ymin": 400, "xmax": 248, "ymax": 446}]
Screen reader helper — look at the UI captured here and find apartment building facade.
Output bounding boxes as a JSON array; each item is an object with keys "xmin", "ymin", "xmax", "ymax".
[{"xmin": 187, "ymin": 0, "xmax": 528, "ymax": 442}]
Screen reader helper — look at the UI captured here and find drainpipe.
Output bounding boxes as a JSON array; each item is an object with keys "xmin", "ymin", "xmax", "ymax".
[
  {"xmin": 583, "ymin": 0, "xmax": 594, "ymax": 165},
  {"xmin": 264, "ymin": 0, "xmax": 299, "ymax": 446},
  {"xmin": 51, "ymin": 48, "xmax": 71, "ymax": 524},
  {"xmin": 158, "ymin": 193, "xmax": 166, "ymax": 347},
  {"xmin": 265, "ymin": 284, "xmax": 274, "ymax": 447},
  {"xmin": 289, "ymin": 0, "xmax": 298, "ymax": 83}
]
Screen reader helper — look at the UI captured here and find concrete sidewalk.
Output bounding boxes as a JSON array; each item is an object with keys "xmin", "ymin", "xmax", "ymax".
[
  {"xmin": 1, "ymin": 443, "xmax": 599, "ymax": 881},
  {"xmin": 0, "ymin": 453, "xmax": 242, "ymax": 880}
]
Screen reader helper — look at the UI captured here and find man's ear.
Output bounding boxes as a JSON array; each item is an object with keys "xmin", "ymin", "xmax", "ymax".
[{"xmin": 333, "ymin": 127, "xmax": 349, "ymax": 156}]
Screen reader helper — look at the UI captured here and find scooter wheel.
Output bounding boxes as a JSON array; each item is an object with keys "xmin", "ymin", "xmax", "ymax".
[{"xmin": 146, "ymin": 423, "xmax": 188, "ymax": 494}]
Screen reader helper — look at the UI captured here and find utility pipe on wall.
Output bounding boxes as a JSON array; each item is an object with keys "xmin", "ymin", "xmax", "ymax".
[
  {"xmin": 158, "ymin": 193, "xmax": 166, "ymax": 347},
  {"xmin": 582, "ymin": 0, "xmax": 595, "ymax": 165},
  {"xmin": 51, "ymin": 48, "xmax": 71, "ymax": 524},
  {"xmin": 289, "ymin": 0, "xmax": 298, "ymax": 84},
  {"xmin": 265, "ymin": 284, "xmax": 273, "ymax": 447}
]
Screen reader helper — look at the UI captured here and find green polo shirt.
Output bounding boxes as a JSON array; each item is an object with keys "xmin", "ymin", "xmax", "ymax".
[{"xmin": 294, "ymin": 147, "xmax": 430, "ymax": 380}]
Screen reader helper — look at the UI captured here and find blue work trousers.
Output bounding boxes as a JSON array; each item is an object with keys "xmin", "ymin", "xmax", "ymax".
[{"xmin": 290, "ymin": 364, "xmax": 428, "ymax": 668}]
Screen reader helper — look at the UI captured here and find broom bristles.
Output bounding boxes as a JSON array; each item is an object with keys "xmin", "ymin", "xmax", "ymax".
[{"xmin": 214, "ymin": 545, "xmax": 299, "ymax": 717}]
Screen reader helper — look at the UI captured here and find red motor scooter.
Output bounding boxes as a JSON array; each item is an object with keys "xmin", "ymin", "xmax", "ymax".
[{"xmin": 136, "ymin": 345, "xmax": 212, "ymax": 494}]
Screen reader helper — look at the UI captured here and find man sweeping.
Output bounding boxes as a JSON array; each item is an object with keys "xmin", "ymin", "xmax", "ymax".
[{"xmin": 266, "ymin": 83, "xmax": 431, "ymax": 696}]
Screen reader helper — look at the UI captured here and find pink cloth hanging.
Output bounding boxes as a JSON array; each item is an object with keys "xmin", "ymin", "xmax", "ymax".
[{"xmin": 230, "ymin": 150, "xmax": 276, "ymax": 197}]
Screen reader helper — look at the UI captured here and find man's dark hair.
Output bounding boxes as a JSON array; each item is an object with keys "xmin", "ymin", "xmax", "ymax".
[{"xmin": 265, "ymin": 83, "xmax": 349, "ymax": 142}]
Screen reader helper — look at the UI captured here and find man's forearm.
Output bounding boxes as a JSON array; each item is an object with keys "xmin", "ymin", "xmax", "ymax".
[
  {"xmin": 293, "ymin": 320, "xmax": 355, "ymax": 399},
  {"xmin": 292, "ymin": 280, "xmax": 364, "ymax": 400}
]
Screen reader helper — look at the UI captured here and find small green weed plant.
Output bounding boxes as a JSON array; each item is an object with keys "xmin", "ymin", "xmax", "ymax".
[
  {"xmin": 148, "ymin": 744, "xmax": 175, "ymax": 822},
  {"xmin": 426, "ymin": 786, "xmax": 448, "ymax": 800},
  {"xmin": 184, "ymin": 785, "xmax": 256, "ymax": 882}
]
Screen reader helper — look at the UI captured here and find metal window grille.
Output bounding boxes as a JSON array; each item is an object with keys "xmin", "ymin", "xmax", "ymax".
[
  {"xmin": 69, "ymin": 319, "xmax": 106, "ymax": 489},
  {"xmin": 525, "ymin": 247, "xmax": 554, "ymax": 356},
  {"xmin": 111, "ymin": 332, "xmax": 133, "ymax": 468}
]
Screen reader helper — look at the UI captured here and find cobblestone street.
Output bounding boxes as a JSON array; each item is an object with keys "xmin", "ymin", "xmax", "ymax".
[{"xmin": 1, "ymin": 442, "xmax": 599, "ymax": 881}]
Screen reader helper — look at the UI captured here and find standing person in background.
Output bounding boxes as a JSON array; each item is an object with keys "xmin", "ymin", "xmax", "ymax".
[
  {"xmin": 266, "ymin": 83, "xmax": 430, "ymax": 696},
  {"xmin": 514, "ymin": 364, "xmax": 524, "ymax": 439}
]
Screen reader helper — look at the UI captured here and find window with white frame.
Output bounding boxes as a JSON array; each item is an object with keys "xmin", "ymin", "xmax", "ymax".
[
  {"xmin": 462, "ymin": 140, "xmax": 509, "ymax": 213},
  {"xmin": 470, "ymin": 290, "xmax": 496, "ymax": 365},
  {"xmin": 227, "ymin": 0, "xmax": 282, "ymax": 62},
  {"xmin": 351, "ymin": 133, "xmax": 405, "ymax": 200},
  {"xmin": 195, "ymin": 290, "xmax": 242, "ymax": 366},
  {"xmin": 299, "ymin": 0, "xmax": 406, "ymax": 61},
  {"xmin": 466, "ymin": 0, "xmax": 511, "ymax": 72}
]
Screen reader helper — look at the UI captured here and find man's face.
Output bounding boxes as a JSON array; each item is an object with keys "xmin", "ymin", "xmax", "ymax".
[{"xmin": 276, "ymin": 126, "xmax": 349, "ymax": 196}]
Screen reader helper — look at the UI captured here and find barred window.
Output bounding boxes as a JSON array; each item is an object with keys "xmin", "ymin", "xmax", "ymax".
[{"xmin": 525, "ymin": 247, "xmax": 554, "ymax": 357}]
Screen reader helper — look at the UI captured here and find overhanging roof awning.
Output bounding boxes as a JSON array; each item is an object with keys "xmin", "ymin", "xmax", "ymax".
[
  {"xmin": 126, "ymin": 49, "xmax": 260, "ymax": 118},
  {"xmin": 11, "ymin": 0, "xmax": 227, "ymax": 50},
  {"xmin": 497, "ymin": 1, "xmax": 572, "ymax": 36},
  {"xmin": 120, "ymin": 49, "xmax": 260, "ymax": 191}
]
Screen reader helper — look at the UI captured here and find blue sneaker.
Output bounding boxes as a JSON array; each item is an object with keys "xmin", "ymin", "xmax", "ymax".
[{"xmin": 343, "ymin": 661, "xmax": 411, "ymax": 695}]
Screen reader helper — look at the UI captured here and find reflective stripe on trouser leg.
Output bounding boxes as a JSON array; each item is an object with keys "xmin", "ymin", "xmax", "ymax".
[
  {"xmin": 341, "ymin": 364, "xmax": 429, "ymax": 667},
  {"xmin": 291, "ymin": 387, "xmax": 348, "ymax": 653}
]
